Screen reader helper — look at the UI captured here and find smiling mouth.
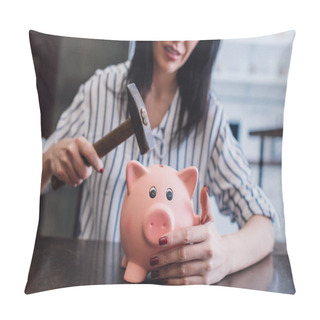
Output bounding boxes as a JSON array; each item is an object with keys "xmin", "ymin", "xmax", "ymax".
[{"xmin": 164, "ymin": 45, "xmax": 181, "ymax": 56}]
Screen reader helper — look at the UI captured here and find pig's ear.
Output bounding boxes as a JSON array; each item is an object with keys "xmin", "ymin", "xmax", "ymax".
[
  {"xmin": 177, "ymin": 166, "xmax": 198, "ymax": 199},
  {"xmin": 126, "ymin": 160, "xmax": 148, "ymax": 195}
]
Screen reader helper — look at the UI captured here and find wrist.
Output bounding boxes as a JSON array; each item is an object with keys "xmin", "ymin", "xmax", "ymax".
[{"xmin": 221, "ymin": 234, "xmax": 235, "ymax": 276}]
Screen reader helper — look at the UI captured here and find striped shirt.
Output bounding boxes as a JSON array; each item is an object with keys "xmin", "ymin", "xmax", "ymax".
[{"xmin": 44, "ymin": 61, "xmax": 276, "ymax": 242}]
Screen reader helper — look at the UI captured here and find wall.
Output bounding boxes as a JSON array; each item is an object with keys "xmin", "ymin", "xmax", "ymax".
[{"xmin": 38, "ymin": 36, "xmax": 129, "ymax": 238}]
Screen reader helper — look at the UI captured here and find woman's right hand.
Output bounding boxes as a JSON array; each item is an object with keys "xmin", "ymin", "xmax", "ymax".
[{"xmin": 41, "ymin": 136, "xmax": 104, "ymax": 192}]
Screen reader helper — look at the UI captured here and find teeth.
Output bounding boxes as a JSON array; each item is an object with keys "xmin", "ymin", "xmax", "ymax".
[{"xmin": 166, "ymin": 46, "xmax": 178, "ymax": 55}]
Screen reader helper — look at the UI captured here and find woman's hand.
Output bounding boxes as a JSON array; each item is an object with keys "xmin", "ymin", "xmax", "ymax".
[
  {"xmin": 41, "ymin": 136, "xmax": 104, "ymax": 192},
  {"xmin": 149, "ymin": 186, "xmax": 231, "ymax": 285}
]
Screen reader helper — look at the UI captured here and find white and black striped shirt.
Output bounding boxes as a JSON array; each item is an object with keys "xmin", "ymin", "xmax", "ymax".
[{"xmin": 44, "ymin": 61, "xmax": 276, "ymax": 242}]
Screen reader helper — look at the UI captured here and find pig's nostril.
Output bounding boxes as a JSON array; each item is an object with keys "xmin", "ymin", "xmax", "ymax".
[
  {"xmin": 144, "ymin": 209, "xmax": 173, "ymax": 245},
  {"xmin": 149, "ymin": 222, "xmax": 167, "ymax": 228}
]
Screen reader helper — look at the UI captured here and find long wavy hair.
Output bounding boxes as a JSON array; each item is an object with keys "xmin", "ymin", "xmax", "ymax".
[{"xmin": 126, "ymin": 40, "xmax": 220, "ymax": 138}]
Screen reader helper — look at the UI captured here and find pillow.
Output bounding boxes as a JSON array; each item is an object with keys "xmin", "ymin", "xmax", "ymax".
[{"xmin": 25, "ymin": 30, "xmax": 295, "ymax": 294}]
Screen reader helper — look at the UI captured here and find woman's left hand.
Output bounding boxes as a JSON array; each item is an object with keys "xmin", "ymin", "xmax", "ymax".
[{"xmin": 149, "ymin": 186, "xmax": 231, "ymax": 285}]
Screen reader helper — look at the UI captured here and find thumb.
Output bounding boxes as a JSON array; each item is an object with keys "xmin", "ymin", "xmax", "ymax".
[{"xmin": 200, "ymin": 186, "xmax": 215, "ymax": 224}]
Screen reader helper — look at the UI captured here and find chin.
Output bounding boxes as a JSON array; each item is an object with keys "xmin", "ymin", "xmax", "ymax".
[{"xmin": 159, "ymin": 60, "xmax": 180, "ymax": 75}]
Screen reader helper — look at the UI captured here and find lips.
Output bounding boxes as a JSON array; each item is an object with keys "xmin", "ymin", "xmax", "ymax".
[
  {"xmin": 164, "ymin": 45, "xmax": 180, "ymax": 55},
  {"xmin": 163, "ymin": 45, "xmax": 182, "ymax": 60}
]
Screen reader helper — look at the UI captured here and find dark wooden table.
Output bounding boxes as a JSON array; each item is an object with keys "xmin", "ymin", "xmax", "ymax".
[{"xmin": 25, "ymin": 236, "xmax": 295, "ymax": 294}]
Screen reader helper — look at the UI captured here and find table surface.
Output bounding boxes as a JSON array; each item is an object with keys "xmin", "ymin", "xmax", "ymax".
[{"xmin": 25, "ymin": 236, "xmax": 295, "ymax": 294}]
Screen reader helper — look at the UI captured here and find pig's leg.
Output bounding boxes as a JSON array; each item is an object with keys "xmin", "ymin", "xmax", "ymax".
[
  {"xmin": 121, "ymin": 255, "xmax": 128, "ymax": 269},
  {"xmin": 124, "ymin": 261, "xmax": 147, "ymax": 283}
]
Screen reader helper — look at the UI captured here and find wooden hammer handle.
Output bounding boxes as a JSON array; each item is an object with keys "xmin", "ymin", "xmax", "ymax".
[
  {"xmin": 51, "ymin": 119, "xmax": 134, "ymax": 190},
  {"xmin": 93, "ymin": 119, "xmax": 133, "ymax": 158}
]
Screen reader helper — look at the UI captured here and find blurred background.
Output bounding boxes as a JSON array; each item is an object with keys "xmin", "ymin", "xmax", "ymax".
[
  {"xmin": 32, "ymin": 31, "xmax": 295, "ymax": 243},
  {"xmin": 211, "ymin": 31, "xmax": 295, "ymax": 242}
]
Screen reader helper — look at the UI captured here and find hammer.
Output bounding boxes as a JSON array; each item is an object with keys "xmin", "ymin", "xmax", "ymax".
[{"xmin": 51, "ymin": 83, "xmax": 155, "ymax": 190}]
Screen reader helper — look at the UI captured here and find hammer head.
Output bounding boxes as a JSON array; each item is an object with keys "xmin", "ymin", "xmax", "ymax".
[{"xmin": 127, "ymin": 83, "xmax": 155, "ymax": 154}]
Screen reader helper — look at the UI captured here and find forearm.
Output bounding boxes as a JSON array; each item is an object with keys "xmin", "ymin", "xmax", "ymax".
[{"xmin": 223, "ymin": 215, "xmax": 274, "ymax": 275}]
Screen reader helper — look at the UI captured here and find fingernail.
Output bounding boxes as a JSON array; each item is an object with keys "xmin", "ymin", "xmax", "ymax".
[
  {"xmin": 151, "ymin": 270, "xmax": 159, "ymax": 278},
  {"xmin": 150, "ymin": 256, "xmax": 159, "ymax": 266},
  {"xmin": 73, "ymin": 180, "xmax": 83, "ymax": 187},
  {"xmin": 99, "ymin": 168, "xmax": 104, "ymax": 174},
  {"xmin": 204, "ymin": 185, "xmax": 208, "ymax": 194},
  {"xmin": 159, "ymin": 236, "xmax": 168, "ymax": 246}
]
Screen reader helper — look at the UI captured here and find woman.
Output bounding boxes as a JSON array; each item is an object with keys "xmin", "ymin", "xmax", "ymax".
[{"xmin": 41, "ymin": 40, "xmax": 275, "ymax": 285}]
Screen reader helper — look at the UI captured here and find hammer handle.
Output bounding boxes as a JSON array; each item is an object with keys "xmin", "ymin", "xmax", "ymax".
[
  {"xmin": 93, "ymin": 118, "xmax": 134, "ymax": 158},
  {"xmin": 51, "ymin": 119, "xmax": 134, "ymax": 190}
]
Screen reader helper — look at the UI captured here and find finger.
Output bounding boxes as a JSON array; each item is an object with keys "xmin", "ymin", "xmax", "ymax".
[
  {"xmin": 66, "ymin": 144, "xmax": 92, "ymax": 182},
  {"xmin": 200, "ymin": 186, "xmax": 215, "ymax": 224},
  {"xmin": 59, "ymin": 156, "xmax": 86, "ymax": 186},
  {"xmin": 53, "ymin": 149, "xmax": 82, "ymax": 186},
  {"xmin": 163, "ymin": 275, "xmax": 208, "ymax": 286},
  {"xmin": 53, "ymin": 162, "xmax": 73, "ymax": 186},
  {"xmin": 151, "ymin": 259, "xmax": 212, "ymax": 281},
  {"xmin": 64, "ymin": 163, "xmax": 84, "ymax": 186},
  {"xmin": 76, "ymin": 137, "xmax": 104, "ymax": 173},
  {"xmin": 150, "ymin": 241, "xmax": 213, "ymax": 268},
  {"xmin": 159, "ymin": 223, "xmax": 210, "ymax": 249}
]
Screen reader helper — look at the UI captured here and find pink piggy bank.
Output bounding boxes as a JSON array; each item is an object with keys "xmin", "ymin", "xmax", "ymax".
[{"xmin": 120, "ymin": 160, "xmax": 200, "ymax": 283}]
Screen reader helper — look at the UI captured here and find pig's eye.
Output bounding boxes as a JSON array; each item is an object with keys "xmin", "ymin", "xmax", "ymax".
[
  {"xmin": 149, "ymin": 186, "xmax": 157, "ymax": 198},
  {"xmin": 166, "ymin": 188, "xmax": 173, "ymax": 201}
]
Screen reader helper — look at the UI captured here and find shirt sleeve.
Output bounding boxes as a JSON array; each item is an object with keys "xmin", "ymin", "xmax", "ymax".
[{"xmin": 205, "ymin": 104, "xmax": 276, "ymax": 228}]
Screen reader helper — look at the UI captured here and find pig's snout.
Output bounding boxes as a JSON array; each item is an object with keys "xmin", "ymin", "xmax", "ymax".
[{"xmin": 143, "ymin": 204, "xmax": 174, "ymax": 246}]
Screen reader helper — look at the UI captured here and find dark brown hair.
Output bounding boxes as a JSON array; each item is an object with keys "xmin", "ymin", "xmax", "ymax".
[{"xmin": 126, "ymin": 40, "xmax": 220, "ymax": 138}]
